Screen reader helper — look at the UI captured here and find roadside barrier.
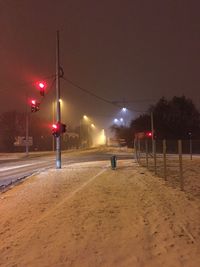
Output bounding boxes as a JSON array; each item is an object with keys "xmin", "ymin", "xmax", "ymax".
[{"xmin": 134, "ymin": 138, "xmax": 200, "ymax": 195}]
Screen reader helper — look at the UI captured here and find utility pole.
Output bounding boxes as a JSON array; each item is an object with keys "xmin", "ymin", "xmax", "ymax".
[
  {"xmin": 56, "ymin": 30, "xmax": 61, "ymax": 169},
  {"xmin": 25, "ymin": 108, "xmax": 29, "ymax": 156},
  {"xmin": 52, "ymin": 101, "xmax": 55, "ymax": 151},
  {"xmin": 25, "ymin": 95, "xmax": 29, "ymax": 156}
]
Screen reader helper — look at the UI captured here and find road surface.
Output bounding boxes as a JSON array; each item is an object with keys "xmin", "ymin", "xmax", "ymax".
[{"xmin": 0, "ymin": 148, "xmax": 133, "ymax": 187}]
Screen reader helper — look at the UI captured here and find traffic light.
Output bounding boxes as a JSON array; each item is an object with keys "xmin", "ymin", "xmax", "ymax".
[
  {"xmin": 60, "ymin": 123, "xmax": 66, "ymax": 133},
  {"xmin": 146, "ymin": 131, "xmax": 152, "ymax": 138},
  {"xmin": 36, "ymin": 81, "xmax": 46, "ymax": 96},
  {"xmin": 31, "ymin": 99, "xmax": 40, "ymax": 112},
  {"xmin": 52, "ymin": 122, "xmax": 66, "ymax": 137},
  {"xmin": 52, "ymin": 124, "xmax": 60, "ymax": 137}
]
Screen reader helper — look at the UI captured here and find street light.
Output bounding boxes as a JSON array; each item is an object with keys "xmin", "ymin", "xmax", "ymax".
[
  {"xmin": 121, "ymin": 107, "xmax": 127, "ymax": 126},
  {"xmin": 83, "ymin": 115, "xmax": 89, "ymax": 121},
  {"xmin": 80, "ymin": 115, "xmax": 90, "ymax": 148},
  {"xmin": 81, "ymin": 115, "xmax": 97, "ymax": 147}
]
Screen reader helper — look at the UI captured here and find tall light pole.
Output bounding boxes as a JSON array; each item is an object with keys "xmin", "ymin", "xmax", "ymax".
[
  {"xmin": 83, "ymin": 115, "xmax": 90, "ymax": 148},
  {"xmin": 56, "ymin": 30, "xmax": 61, "ymax": 169},
  {"xmin": 122, "ymin": 107, "xmax": 127, "ymax": 126},
  {"xmin": 52, "ymin": 101, "xmax": 55, "ymax": 151}
]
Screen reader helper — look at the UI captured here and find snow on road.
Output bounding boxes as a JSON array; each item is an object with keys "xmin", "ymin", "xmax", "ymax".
[
  {"xmin": 0, "ymin": 162, "xmax": 39, "ymax": 172},
  {"xmin": 0, "ymin": 159, "xmax": 200, "ymax": 267}
]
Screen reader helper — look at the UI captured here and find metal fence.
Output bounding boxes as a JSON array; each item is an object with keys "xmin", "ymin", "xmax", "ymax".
[{"xmin": 134, "ymin": 139, "xmax": 200, "ymax": 198}]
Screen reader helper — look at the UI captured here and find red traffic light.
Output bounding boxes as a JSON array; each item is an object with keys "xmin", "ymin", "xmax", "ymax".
[
  {"xmin": 52, "ymin": 123, "xmax": 59, "ymax": 137},
  {"xmin": 38, "ymin": 82, "xmax": 45, "ymax": 89},
  {"xmin": 30, "ymin": 99, "xmax": 40, "ymax": 112},
  {"xmin": 52, "ymin": 124, "xmax": 58, "ymax": 129},
  {"xmin": 36, "ymin": 81, "xmax": 46, "ymax": 96},
  {"xmin": 36, "ymin": 81, "xmax": 46, "ymax": 89},
  {"xmin": 146, "ymin": 132, "xmax": 152, "ymax": 137},
  {"xmin": 31, "ymin": 99, "xmax": 36, "ymax": 105},
  {"xmin": 52, "ymin": 122, "xmax": 66, "ymax": 137}
]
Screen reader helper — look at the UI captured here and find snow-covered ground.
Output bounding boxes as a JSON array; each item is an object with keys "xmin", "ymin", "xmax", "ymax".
[
  {"xmin": 138, "ymin": 154, "xmax": 200, "ymax": 199},
  {"xmin": 0, "ymin": 153, "xmax": 200, "ymax": 266}
]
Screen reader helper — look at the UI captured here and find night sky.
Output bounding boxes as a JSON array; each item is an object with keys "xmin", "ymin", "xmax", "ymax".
[{"xmin": 1, "ymin": 0, "xmax": 200, "ymax": 132}]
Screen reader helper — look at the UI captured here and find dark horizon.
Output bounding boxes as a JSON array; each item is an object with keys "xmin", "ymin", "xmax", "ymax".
[{"xmin": 1, "ymin": 0, "xmax": 200, "ymax": 131}]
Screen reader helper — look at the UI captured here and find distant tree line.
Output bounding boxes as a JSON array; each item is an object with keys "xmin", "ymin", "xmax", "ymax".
[{"xmin": 111, "ymin": 96, "xmax": 200, "ymax": 147}]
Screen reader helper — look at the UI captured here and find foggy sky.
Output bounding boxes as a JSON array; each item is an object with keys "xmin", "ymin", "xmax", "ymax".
[{"xmin": 1, "ymin": 0, "xmax": 200, "ymax": 131}]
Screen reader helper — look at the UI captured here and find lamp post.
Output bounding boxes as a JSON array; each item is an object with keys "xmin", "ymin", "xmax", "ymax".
[
  {"xmin": 81, "ymin": 115, "xmax": 96, "ymax": 148},
  {"xmin": 120, "ymin": 118, "xmax": 124, "ymax": 126},
  {"xmin": 122, "ymin": 107, "xmax": 127, "ymax": 126},
  {"xmin": 55, "ymin": 30, "xmax": 61, "ymax": 169},
  {"xmin": 25, "ymin": 96, "xmax": 29, "ymax": 156},
  {"xmin": 80, "ymin": 115, "xmax": 89, "ymax": 148},
  {"xmin": 52, "ymin": 101, "xmax": 55, "ymax": 151},
  {"xmin": 114, "ymin": 118, "xmax": 119, "ymax": 124}
]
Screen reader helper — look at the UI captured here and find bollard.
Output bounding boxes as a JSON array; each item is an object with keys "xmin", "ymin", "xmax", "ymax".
[{"xmin": 111, "ymin": 155, "xmax": 117, "ymax": 170}]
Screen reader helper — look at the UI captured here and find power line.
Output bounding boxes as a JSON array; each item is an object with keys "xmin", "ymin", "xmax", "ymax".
[
  {"xmin": 62, "ymin": 76, "xmax": 144, "ymax": 113},
  {"xmin": 62, "ymin": 76, "xmax": 120, "ymax": 107}
]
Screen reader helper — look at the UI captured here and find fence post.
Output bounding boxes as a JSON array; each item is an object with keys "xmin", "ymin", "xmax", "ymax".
[
  {"xmin": 135, "ymin": 138, "xmax": 139, "ymax": 163},
  {"xmin": 145, "ymin": 139, "xmax": 149, "ymax": 168},
  {"xmin": 163, "ymin": 139, "xmax": 167, "ymax": 180},
  {"xmin": 138, "ymin": 139, "xmax": 141, "ymax": 164},
  {"xmin": 178, "ymin": 140, "xmax": 184, "ymax": 190},
  {"xmin": 134, "ymin": 138, "xmax": 136, "ymax": 161},
  {"xmin": 153, "ymin": 140, "xmax": 157, "ymax": 175},
  {"xmin": 189, "ymin": 136, "xmax": 193, "ymax": 160}
]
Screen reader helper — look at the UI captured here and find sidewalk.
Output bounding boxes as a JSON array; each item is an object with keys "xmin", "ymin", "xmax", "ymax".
[{"xmin": 0, "ymin": 159, "xmax": 200, "ymax": 267}]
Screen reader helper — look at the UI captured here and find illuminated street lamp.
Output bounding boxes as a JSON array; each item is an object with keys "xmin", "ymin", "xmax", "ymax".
[
  {"xmin": 83, "ymin": 115, "xmax": 89, "ymax": 121},
  {"xmin": 80, "ymin": 115, "xmax": 90, "ymax": 148},
  {"xmin": 81, "ymin": 115, "xmax": 96, "ymax": 147},
  {"xmin": 121, "ymin": 107, "xmax": 128, "ymax": 126}
]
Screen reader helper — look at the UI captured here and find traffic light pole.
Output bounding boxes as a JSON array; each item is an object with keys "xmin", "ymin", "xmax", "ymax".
[
  {"xmin": 25, "ymin": 104, "xmax": 29, "ymax": 156},
  {"xmin": 25, "ymin": 94, "xmax": 29, "ymax": 156},
  {"xmin": 56, "ymin": 30, "xmax": 61, "ymax": 169}
]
